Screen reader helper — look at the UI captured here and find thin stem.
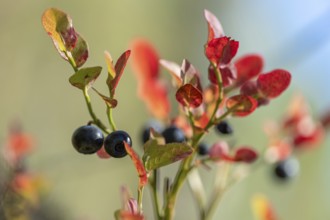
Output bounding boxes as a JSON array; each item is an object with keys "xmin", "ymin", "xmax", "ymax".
[
  {"xmin": 83, "ymin": 87, "xmax": 110, "ymax": 134},
  {"xmin": 64, "ymin": 50, "xmax": 78, "ymax": 72},
  {"xmin": 137, "ymin": 186, "xmax": 144, "ymax": 214},
  {"xmin": 106, "ymin": 106, "xmax": 117, "ymax": 131},
  {"xmin": 149, "ymin": 169, "xmax": 162, "ymax": 220},
  {"xmin": 205, "ymin": 163, "xmax": 231, "ymax": 220}
]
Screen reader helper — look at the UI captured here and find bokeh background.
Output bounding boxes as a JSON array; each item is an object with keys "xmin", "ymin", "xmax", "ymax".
[{"xmin": 1, "ymin": 0, "xmax": 330, "ymax": 219}]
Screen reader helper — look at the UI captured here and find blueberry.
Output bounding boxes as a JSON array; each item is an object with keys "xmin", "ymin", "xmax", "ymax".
[
  {"xmin": 141, "ymin": 120, "xmax": 164, "ymax": 143},
  {"xmin": 71, "ymin": 125, "xmax": 104, "ymax": 154},
  {"xmin": 215, "ymin": 120, "xmax": 233, "ymax": 135},
  {"xmin": 197, "ymin": 142, "xmax": 209, "ymax": 156},
  {"xmin": 273, "ymin": 157, "xmax": 299, "ymax": 181},
  {"xmin": 104, "ymin": 130, "xmax": 132, "ymax": 158},
  {"xmin": 162, "ymin": 126, "xmax": 185, "ymax": 144}
]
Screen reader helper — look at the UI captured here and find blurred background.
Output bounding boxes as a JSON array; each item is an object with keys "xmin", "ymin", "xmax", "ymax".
[{"xmin": 1, "ymin": 0, "xmax": 330, "ymax": 219}]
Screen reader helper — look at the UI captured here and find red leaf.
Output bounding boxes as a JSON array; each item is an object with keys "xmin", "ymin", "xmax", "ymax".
[
  {"xmin": 235, "ymin": 54, "xmax": 263, "ymax": 85},
  {"xmin": 226, "ymin": 95, "xmax": 258, "ymax": 117},
  {"xmin": 5, "ymin": 132, "xmax": 35, "ymax": 163},
  {"xmin": 205, "ymin": 37, "xmax": 239, "ymax": 65},
  {"xmin": 181, "ymin": 59, "xmax": 202, "ymax": 90},
  {"xmin": 293, "ymin": 125, "xmax": 324, "ymax": 148},
  {"xmin": 240, "ymin": 80, "xmax": 258, "ymax": 96},
  {"xmin": 204, "ymin": 10, "xmax": 224, "ymax": 43},
  {"xmin": 138, "ymin": 79, "xmax": 170, "ymax": 120},
  {"xmin": 124, "ymin": 142, "xmax": 148, "ymax": 187},
  {"xmin": 108, "ymin": 50, "xmax": 131, "ymax": 96},
  {"xmin": 176, "ymin": 84, "xmax": 203, "ymax": 108},
  {"xmin": 60, "ymin": 27, "xmax": 77, "ymax": 50},
  {"xmin": 257, "ymin": 69, "xmax": 291, "ymax": 98},
  {"xmin": 208, "ymin": 65, "xmax": 235, "ymax": 87},
  {"xmin": 234, "ymin": 147, "xmax": 258, "ymax": 163},
  {"xmin": 209, "ymin": 141, "xmax": 229, "ymax": 160},
  {"xmin": 130, "ymin": 39, "xmax": 159, "ymax": 81}
]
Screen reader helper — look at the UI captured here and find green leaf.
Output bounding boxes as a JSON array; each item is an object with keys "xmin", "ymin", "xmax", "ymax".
[
  {"xmin": 69, "ymin": 66, "xmax": 102, "ymax": 90},
  {"xmin": 71, "ymin": 33, "xmax": 89, "ymax": 68},
  {"xmin": 42, "ymin": 8, "xmax": 72, "ymax": 60},
  {"xmin": 142, "ymin": 139, "xmax": 193, "ymax": 171}
]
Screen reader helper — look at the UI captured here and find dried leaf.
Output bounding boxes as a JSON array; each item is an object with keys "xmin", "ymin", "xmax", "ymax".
[
  {"xmin": 257, "ymin": 69, "xmax": 291, "ymax": 98},
  {"xmin": 226, "ymin": 94, "xmax": 258, "ymax": 117},
  {"xmin": 92, "ymin": 87, "xmax": 118, "ymax": 108},
  {"xmin": 176, "ymin": 84, "xmax": 203, "ymax": 108}
]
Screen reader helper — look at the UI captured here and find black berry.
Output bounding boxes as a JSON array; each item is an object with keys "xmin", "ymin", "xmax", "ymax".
[
  {"xmin": 197, "ymin": 142, "xmax": 209, "ymax": 156},
  {"xmin": 104, "ymin": 130, "xmax": 132, "ymax": 158},
  {"xmin": 162, "ymin": 126, "xmax": 185, "ymax": 144},
  {"xmin": 273, "ymin": 157, "xmax": 299, "ymax": 181},
  {"xmin": 71, "ymin": 125, "xmax": 104, "ymax": 154},
  {"xmin": 141, "ymin": 120, "xmax": 163, "ymax": 143},
  {"xmin": 215, "ymin": 120, "xmax": 233, "ymax": 135}
]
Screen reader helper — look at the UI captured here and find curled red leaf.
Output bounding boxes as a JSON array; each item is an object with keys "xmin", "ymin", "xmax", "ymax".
[
  {"xmin": 235, "ymin": 54, "xmax": 263, "ymax": 86},
  {"xmin": 257, "ymin": 69, "xmax": 291, "ymax": 98},
  {"xmin": 226, "ymin": 94, "xmax": 258, "ymax": 117},
  {"xmin": 234, "ymin": 147, "xmax": 258, "ymax": 163},
  {"xmin": 176, "ymin": 84, "xmax": 203, "ymax": 108},
  {"xmin": 205, "ymin": 37, "xmax": 239, "ymax": 65}
]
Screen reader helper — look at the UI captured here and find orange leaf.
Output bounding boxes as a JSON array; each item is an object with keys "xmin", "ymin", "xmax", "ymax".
[
  {"xmin": 176, "ymin": 84, "xmax": 203, "ymax": 108},
  {"xmin": 226, "ymin": 94, "xmax": 257, "ymax": 117},
  {"xmin": 130, "ymin": 39, "xmax": 159, "ymax": 81},
  {"xmin": 124, "ymin": 142, "xmax": 148, "ymax": 187},
  {"xmin": 138, "ymin": 79, "xmax": 170, "ymax": 119}
]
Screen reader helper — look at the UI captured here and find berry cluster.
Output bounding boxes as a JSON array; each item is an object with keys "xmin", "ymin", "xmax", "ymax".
[{"xmin": 71, "ymin": 125, "xmax": 132, "ymax": 158}]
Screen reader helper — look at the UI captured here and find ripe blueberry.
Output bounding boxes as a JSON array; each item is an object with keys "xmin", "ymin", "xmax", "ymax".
[
  {"xmin": 141, "ymin": 120, "xmax": 164, "ymax": 144},
  {"xmin": 197, "ymin": 142, "xmax": 209, "ymax": 156},
  {"xmin": 71, "ymin": 125, "xmax": 104, "ymax": 154},
  {"xmin": 215, "ymin": 120, "xmax": 233, "ymax": 135},
  {"xmin": 104, "ymin": 130, "xmax": 132, "ymax": 158},
  {"xmin": 273, "ymin": 157, "xmax": 299, "ymax": 181},
  {"xmin": 162, "ymin": 125, "xmax": 185, "ymax": 144}
]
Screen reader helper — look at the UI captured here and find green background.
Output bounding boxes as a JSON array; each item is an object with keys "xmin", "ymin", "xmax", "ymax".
[{"xmin": 1, "ymin": 0, "xmax": 330, "ymax": 219}]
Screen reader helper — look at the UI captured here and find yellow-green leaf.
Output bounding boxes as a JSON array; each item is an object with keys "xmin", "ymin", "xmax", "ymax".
[
  {"xmin": 41, "ymin": 8, "xmax": 72, "ymax": 60},
  {"xmin": 69, "ymin": 66, "xmax": 102, "ymax": 90}
]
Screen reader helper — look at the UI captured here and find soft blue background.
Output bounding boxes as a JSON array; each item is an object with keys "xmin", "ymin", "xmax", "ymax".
[{"xmin": 1, "ymin": 0, "xmax": 329, "ymax": 219}]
